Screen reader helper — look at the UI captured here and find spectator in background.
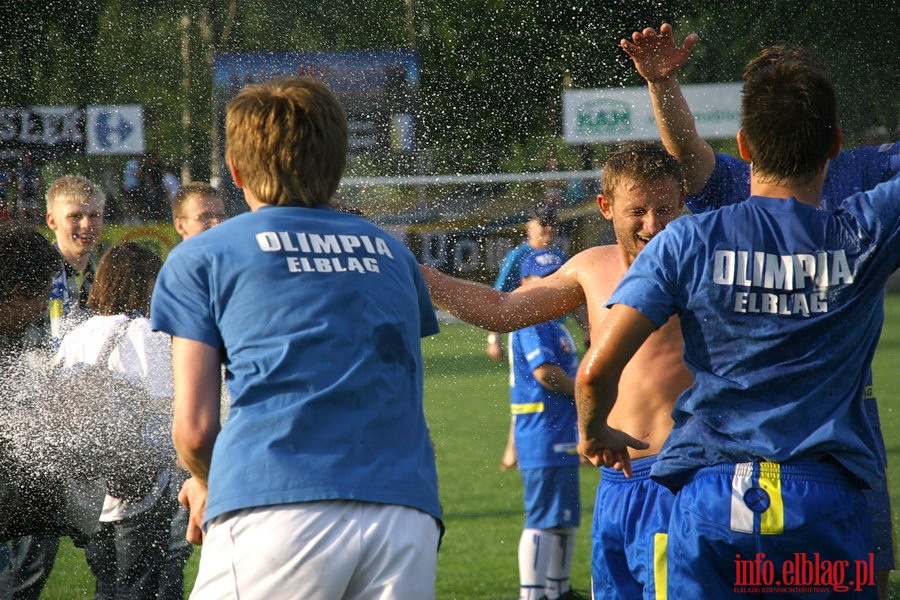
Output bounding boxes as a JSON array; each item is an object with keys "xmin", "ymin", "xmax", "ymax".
[
  {"xmin": 158, "ymin": 181, "xmax": 227, "ymax": 600},
  {"xmin": 15, "ymin": 154, "xmax": 42, "ymax": 224},
  {"xmin": 0, "ymin": 168, "xmax": 11, "ymax": 221},
  {"xmin": 1, "ymin": 175, "xmax": 106, "ymax": 599},
  {"xmin": 56, "ymin": 242, "xmax": 177, "ymax": 599},
  {"xmin": 121, "ymin": 156, "xmax": 142, "ymax": 224},
  {"xmin": 171, "ymin": 183, "xmax": 227, "ymax": 241},
  {"xmin": 140, "ymin": 153, "xmax": 166, "ymax": 222},
  {"xmin": 162, "ymin": 161, "xmax": 181, "ymax": 205}
]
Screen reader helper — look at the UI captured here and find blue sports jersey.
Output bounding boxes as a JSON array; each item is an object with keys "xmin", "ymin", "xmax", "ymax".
[
  {"xmin": 510, "ymin": 320, "xmax": 580, "ymax": 469},
  {"xmin": 494, "ymin": 242, "xmax": 533, "ymax": 292},
  {"xmin": 610, "ymin": 175, "xmax": 900, "ymax": 492},
  {"xmin": 151, "ymin": 205, "xmax": 442, "ymax": 525},
  {"xmin": 685, "ymin": 142, "xmax": 900, "ymax": 213},
  {"xmin": 494, "ymin": 245, "xmax": 568, "ymax": 292}
]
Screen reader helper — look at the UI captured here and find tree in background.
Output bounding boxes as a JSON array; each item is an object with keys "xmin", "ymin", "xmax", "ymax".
[{"xmin": 0, "ymin": 0, "xmax": 896, "ymax": 182}]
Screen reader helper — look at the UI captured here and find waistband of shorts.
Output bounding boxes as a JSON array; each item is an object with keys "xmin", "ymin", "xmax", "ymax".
[
  {"xmin": 691, "ymin": 460, "xmax": 856, "ymax": 486},
  {"xmin": 600, "ymin": 455, "xmax": 657, "ymax": 482}
]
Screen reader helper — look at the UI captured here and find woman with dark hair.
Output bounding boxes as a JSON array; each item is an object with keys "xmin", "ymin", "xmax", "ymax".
[{"xmin": 55, "ymin": 242, "xmax": 177, "ymax": 599}]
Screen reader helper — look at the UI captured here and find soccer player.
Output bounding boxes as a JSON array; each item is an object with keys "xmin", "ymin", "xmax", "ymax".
[
  {"xmin": 509, "ymin": 249, "xmax": 584, "ymax": 600},
  {"xmin": 151, "ymin": 76, "xmax": 442, "ymax": 599},
  {"xmin": 422, "ymin": 142, "xmax": 691, "ymax": 599},
  {"xmin": 622, "ymin": 24, "xmax": 898, "ymax": 594},
  {"xmin": 577, "ymin": 47, "xmax": 895, "ymax": 600},
  {"xmin": 490, "ymin": 204, "xmax": 568, "ymax": 471}
]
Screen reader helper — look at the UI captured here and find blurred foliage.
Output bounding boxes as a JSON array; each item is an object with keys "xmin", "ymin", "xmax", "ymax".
[{"xmin": 0, "ymin": 0, "xmax": 896, "ymax": 181}]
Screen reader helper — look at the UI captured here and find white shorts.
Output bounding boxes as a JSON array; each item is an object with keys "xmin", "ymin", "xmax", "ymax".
[{"xmin": 190, "ymin": 500, "xmax": 440, "ymax": 600}]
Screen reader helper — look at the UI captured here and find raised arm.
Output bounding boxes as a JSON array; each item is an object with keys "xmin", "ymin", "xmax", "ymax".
[
  {"xmin": 421, "ymin": 263, "xmax": 585, "ymax": 333},
  {"xmin": 621, "ymin": 23, "xmax": 714, "ymax": 195}
]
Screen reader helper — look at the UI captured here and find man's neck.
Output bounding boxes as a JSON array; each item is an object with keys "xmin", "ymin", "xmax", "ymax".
[{"xmin": 749, "ymin": 165, "xmax": 828, "ymax": 207}]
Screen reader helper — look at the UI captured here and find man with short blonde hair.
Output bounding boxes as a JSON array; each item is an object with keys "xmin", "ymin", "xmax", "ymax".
[
  {"xmin": 171, "ymin": 182, "xmax": 226, "ymax": 241},
  {"xmin": 152, "ymin": 77, "xmax": 442, "ymax": 599}
]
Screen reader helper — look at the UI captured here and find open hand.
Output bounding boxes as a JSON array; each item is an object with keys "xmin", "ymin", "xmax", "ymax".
[{"xmin": 621, "ymin": 23, "xmax": 699, "ymax": 83}]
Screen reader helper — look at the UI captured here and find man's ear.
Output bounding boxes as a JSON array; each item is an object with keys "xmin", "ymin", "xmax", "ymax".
[
  {"xmin": 174, "ymin": 218, "xmax": 188, "ymax": 238},
  {"xmin": 597, "ymin": 194, "xmax": 614, "ymax": 221},
  {"xmin": 736, "ymin": 129, "xmax": 752, "ymax": 161},
  {"xmin": 227, "ymin": 158, "xmax": 244, "ymax": 189}
]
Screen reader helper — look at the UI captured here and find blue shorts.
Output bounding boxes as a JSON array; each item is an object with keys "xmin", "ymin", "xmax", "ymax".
[
  {"xmin": 592, "ymin": 456, "xmax": 674, "ymax": 600},
  {"xmin": 667, "ymin": 461, "xmax": 877, "ymax": 599},
  {"xmin": 520, "ymin": 466, "xmax": 580, "ymax": 530}
]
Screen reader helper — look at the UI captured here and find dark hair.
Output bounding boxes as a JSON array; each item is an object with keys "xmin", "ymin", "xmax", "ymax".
[
  {"xmin": 0, "ymin": 225, "xmax": 59, "ymax": 301},
  {"xmin": 529, "ymin": 204, "xmax": 557, "ymax": 226},
  {"xmin": 602, "ymin": 142, "xmax": 684, "ymax": 201},
  {"xmin": 742, "ymin": 46, "xmax": 825, "ymax": 81},
  {"xmin": 225, "ymin": 76, "xmax": 348, "ymax": 208},
  {"xmin": 740, "ymin": 55, "xmax": 838, "ymax": 182},
  {"xmin": 171, "ymin": 181, "xmax": 221, "ymax": 218},
  {"xmin": 88, "ymin": 243, "xmax": 163, "ymax": 316}
]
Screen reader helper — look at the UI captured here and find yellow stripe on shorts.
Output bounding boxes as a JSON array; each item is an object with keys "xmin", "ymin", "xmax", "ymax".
[
  {"xmin": 510, "ymin": 402, "xmax": 544, "ymax": 415},
  {"xmin": 758, "ymin": 462, "xmax": 784, "ymax": 534},
  {"xmin": 653, "ymin": 532, "xmax": 667, "ymax": 600}
]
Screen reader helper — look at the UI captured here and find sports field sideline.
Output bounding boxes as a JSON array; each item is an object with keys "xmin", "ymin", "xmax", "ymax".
[{"xmin": 41, "ymin": 294, "xmax": 900, "ymax": 599}]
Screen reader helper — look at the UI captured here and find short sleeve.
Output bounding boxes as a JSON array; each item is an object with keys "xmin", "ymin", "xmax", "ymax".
[{"xmin": 150, "ymin": 248, "xmax": 221, "ymax": 349}]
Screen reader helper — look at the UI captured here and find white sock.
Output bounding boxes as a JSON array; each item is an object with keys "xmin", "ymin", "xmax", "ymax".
[
  {"xmin": 544, "ymin": 527, "xmax": 577, "ymax": 599},
  {"xmin": 518, "ymin": 528, "xmax": 553, "ymax": 600}
]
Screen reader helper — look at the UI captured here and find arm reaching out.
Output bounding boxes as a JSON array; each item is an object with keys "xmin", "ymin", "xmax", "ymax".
[
  {"xmin": 420, "ymin": 263, "xmax": 585, "ymax": 333},
  {"xmin": 621, "ymin": 23, "xmax": 715, "ymax": 195},
  {"xmin": 575, "ymin": 304, "xmax": 655, "ymax": 476}
]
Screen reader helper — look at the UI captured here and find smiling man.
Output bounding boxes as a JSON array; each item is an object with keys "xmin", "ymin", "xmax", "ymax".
[
  {"xmin": 44, "ymin": 175, "xmax": 106, "ymax": 349},
  {"xmin": 421, "ymin": 142, "xmax": 692, "ymax": 599},
  {"xmin": 1, "ymin": 175, "xmax": 106, "ymax": 600}
]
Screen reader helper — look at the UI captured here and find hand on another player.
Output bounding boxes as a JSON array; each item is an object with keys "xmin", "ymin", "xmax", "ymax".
[
  {"xmin": 621, "ymin": 23, "xmax": 698, "ymax": 84},
  {"xmin": 179, "ymin": 476, "xmax": 208, "ymax": 545},
  {"xmin": 578, "ymin": 425, "xmax": 648, "ymax": 477}
]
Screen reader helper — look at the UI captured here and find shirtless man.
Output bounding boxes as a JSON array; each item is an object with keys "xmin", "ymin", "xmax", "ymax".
[{"xmin": 422, "ymin": 142, "xmax": 690, "ymax": 599}]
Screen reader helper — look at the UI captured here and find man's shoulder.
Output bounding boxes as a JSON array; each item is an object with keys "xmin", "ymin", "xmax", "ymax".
[{"xmin": 570, "ymin": 244, "xmax": 622, "ymax": 273}]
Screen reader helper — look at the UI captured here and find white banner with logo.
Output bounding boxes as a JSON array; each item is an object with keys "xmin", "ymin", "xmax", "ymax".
[
  {"xmin": 563, "ymin": 83, "xmax": 742, "ymax": 143},
  {"xmin": 85, "ymin": 105, "xmax": 145, "ymax": 155}
]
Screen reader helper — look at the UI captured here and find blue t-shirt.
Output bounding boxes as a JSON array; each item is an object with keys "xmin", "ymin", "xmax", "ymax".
[
  {"xmin": 494, "ymin": 242, "xmax": 533, "ymax": 292},
  {"xmin": 683, "ymin": 142, "xmax": 900, "ymax": 455},
  {"xmin": 685, "ymin": 142, "xmax": 900, "ymax": 213},
  {"xmin": 151, "ymin": 205, "xmax": 442, "ymax": 525},
  {"xmin": 510, "ymin": 320, "xmax": 580, "ymax": 469},
  {"xmin": 494, "ymin": 244, "xmax": 568, "ymax": 292},
  {"xmin": 609, "ymin": 175, "xmax": 900, "ymax": 492}
]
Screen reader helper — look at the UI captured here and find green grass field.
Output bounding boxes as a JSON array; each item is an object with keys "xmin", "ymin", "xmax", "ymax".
[{"xmin": 41, "ymin": 294, "xmax": 900, "ymax": 599}]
